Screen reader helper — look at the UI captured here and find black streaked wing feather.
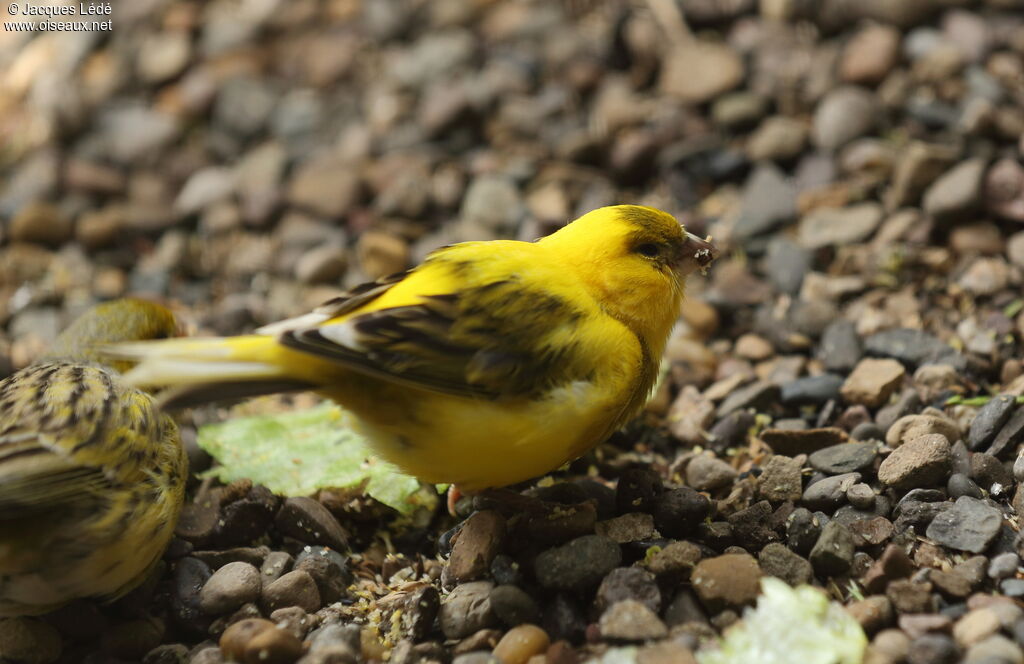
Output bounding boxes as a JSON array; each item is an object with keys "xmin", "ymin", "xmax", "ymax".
[
  {"xmin": 0, "ymin": 432, "xmax": 110, "ymax": 513},
  {"xmin": 280, "ymin": 278, "xmax": 588, "ymax": 400}
]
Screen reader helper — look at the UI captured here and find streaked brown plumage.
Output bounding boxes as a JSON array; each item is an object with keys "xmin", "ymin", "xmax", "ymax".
[{"xmin": 0, "ymin": 299, "xmax": 186, "ymax": 616}]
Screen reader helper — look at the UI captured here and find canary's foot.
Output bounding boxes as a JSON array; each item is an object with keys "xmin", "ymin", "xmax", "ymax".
[{"xmin": 447, "ymin": 485, "xmax": 463, "ymax": 517}]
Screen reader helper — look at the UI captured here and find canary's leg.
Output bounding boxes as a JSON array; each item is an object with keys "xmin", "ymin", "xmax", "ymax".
[{"xmin": 447, "ymin": 485, "xmax": 464, "ymax": 517}]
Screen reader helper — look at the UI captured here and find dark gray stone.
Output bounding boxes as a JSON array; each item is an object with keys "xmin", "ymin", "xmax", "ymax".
[
  {"xmin": 808, "ymin": 442, "xmax": 878, "ymax": 475},
  {"xmin": 925, "ymin": 496, "xmax": 1003, "ymax": 553}
]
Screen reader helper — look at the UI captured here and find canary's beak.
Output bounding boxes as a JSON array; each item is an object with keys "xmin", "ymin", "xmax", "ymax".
[{"xmin": 675, "ymin": 231, "xmax": 718, "ymax": 276}]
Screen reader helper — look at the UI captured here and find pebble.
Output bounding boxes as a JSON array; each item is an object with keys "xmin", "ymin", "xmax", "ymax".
[
  {"xmin": 0, "ymin": 618, "xmax": 62, "ymax": 663},
  {"xmin": 809, "ymin": 520, "xmax": 856, "ymax": 576},
  {"xmin": 660, "ymin": 41, "xmax": 743, "ymax": 104},
  {"xmin": 199, "ymin": 562, "xmax": 262, "ymax": 616},
  {"xmin": 757, "ymin": 542, "xmax": 812, "ymax": 586},
  {"xmin": 685, "ymin": 454, "xmax": 738, "ymax": 492},
  {"xmin": 864, "ymin": 329, "xmax": 963, "ymax": 370},
  {"xmin": 690, "ymin": 554, "xmax": 762, "ymax": 611},
  {"xmin": 261, "ymin": 570, "xmax": 320, "ymax": 614},
  {"xmin": 295, "ymin": 246, "xmax": 348, "ymax": 284},
  {"xmin": 763, "ymin": 237, "xmax": 812, "ymax": 295},
  {"xmin": 274, "ymin": 497, "xmax": 348, "ymax": 552},
  {"xmin": 448, "ymin": 510, "xmax": 507, "ymax": 583},
  {"xmin": 798, "ymin": 202, "xmax": 883, "ymax": 249},
  {"xmin": 781, "ymin": 374, "xmax": 844, "ymax": 406},
  {"xmin": 440, "ymin": 581, "xmax": 498, "ymax": 640},
  {"xmin": 595, "ymin": 513, "xmax": 656, "ymax": 544},
  {"xmin": 534, "ymin": 536, "xmax": 621, "ymax": 591},
  {"xmin": 8, "ymin": 202, "xmax": 73, "ymax": 246},
  {"xmin": 716, "ymin": 380, "xmax": 781, "ymax": 416},
  {"xmin": 490, "ymin": 586, "xmax": 541, "ymax": 627},
  {"xmin": 955, "ymin": 608, "xmax": 1002, "ymax": 647},
  {"xmin": 598, "ymin": 600, "xmax": 668, "ymax": 642},
  {"xmin": 988, "ymin": 553, "xmax": 1020, "ymax": 580},
  {"xmin": 966, "ymin": 634, "xmax": 1024, "ymax": 664},
  {"xmin": 492, "ymin": 625, "xmax": 550, "ymax": 664},
  {"xmin": 460, "ymin": 174, "xmax": 524, "ymax": 238},
  {"xmin": 644, "ymin": 540, "xmax": 702, "ymax": 579},
  {"xmin": 616, "ymin": 467, "xmax": 663, "ymax": 515},
  {"xmin": 809, "ymin": 442, "xmax": 878, "ymax": 475},
  {"xmin": 758, "ymin": 455, "xmax": 804, "ymax": 503},
  {"xmin": 885, "ymin": 412, "xmax": 961, "ymax": 448},
  {"xmin": 812, "ymin": 86, "xmax": 879, "ymax": 150},
  {"xmin": 732, "ymin": 164, "xmax": 798, "ymax": 238},
  {"xmin": 908, "ymin": 633, "xmax": 958, "ymax": 664},
  {"xmin": 802, "ymin": 472, "xmax": 862, "ymax": 511},
  {"xmin": 747, "ymin": 116, "xmax": 808, "ymax": 162},
  {"xmin": 922, "ymin": 158, "xmax": 987, "ymax": 219},
  {"xmin": 294, "ymin": 547, "xmax": 350, "ymax": 604},
  {"xmin": 926, "ymin": 497, "xmax": 1002, "ymax": 554},
  {"xmin": 846, "ymin": 483, "xmax": 876, "ymax": 510},
  {"xmin": 948, "ymin": 473, "xmax": 984, "ymax": 499},
  {"xmin": 220, "ymin": 619, "xmax": 303, "ymax": 664},
  {"xmin": 652, "ymin": 488, "xmax": 711, "ymax": 539},
  {"xmin": 596, "ymin": 567, "xmax": 660, "ymax": 614},
  {"xmin": 841, "ymin": 24, "xmax": 902, "ymax": 85},
  {"xmin": 878, "ymin": 434, "xmax": 953, "ymax": 489},
  {"xmin": 841, "ymin": 358, "xmax": 906, "ymax": 408},
  {"xmin": 970, "ymin": 452, "xmax": 1014, "ymax": 495}
]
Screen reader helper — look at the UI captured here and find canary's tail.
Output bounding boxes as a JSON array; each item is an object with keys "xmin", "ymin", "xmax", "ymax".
[{"xmin": 110, "ymin": 336, "xmax": 314, "ymax": 409}]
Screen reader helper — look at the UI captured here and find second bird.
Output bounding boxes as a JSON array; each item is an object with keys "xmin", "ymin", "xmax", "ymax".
[{"xmin": 113, "ymin": 205, "xmax": 716, "ymax": 493}]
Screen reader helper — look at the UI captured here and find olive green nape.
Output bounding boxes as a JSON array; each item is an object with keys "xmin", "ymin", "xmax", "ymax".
[{"xmin": 39, "ymin": 298, "xmax": 178, "ymax": 372}]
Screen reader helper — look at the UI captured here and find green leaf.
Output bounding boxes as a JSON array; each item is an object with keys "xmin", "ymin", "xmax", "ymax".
[
  {"xmin": 196, "ymin": 402, "xmax": 436, "ymax": 515},
  {"xmin": 1004, "ymin": 299, "xmax": 1024, "ymax": 319}
]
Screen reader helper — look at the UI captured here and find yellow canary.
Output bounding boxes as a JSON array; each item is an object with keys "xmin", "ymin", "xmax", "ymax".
[
  {"xmin": 114, "ymin": 206, "xmax": 716, "ymax": 493},
  {"xmin": 0, "ymin": 298, "xmax": 186, "ymax": 616}
]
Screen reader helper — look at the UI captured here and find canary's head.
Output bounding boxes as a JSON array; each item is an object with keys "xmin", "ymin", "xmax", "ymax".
[
  {"xmin": 541, "ymin": 204, "xmax": 717, "ymax": 351},
  {"xmin": 41, "ymin": 298, "xmax": 179, "ymax": 372}
]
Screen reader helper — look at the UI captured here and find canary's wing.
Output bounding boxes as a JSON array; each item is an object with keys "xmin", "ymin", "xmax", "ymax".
[
  {"xmin": 279, "ymin": 250, "xmax": 594, "ymax": 400},
  {"xmin": 0, "ymin": 429, "xmax": 111, "ymax": 516}
]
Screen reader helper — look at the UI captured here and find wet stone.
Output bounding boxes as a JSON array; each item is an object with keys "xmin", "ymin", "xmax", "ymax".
[
  {"xmin": 809, "ymin": 442, "xmax": 878, "ymax": 475},
  {"xmin": 926, "ymin": 497, "xmax": 1002, "ymax": 554}
]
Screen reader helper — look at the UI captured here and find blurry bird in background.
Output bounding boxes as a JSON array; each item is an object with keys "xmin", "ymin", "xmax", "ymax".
[
  {"xmin": 0, "ymin": 298, "xmax": 187, "ymax": 616},
  {"xmin": 112, "ymin": 205, "xmax": 716, "ymax": 506}
]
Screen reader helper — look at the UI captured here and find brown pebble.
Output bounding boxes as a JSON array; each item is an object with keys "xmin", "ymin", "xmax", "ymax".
[
  {"xmin": 493, "ymin": 624, "xmax": 550, "ymax": 664},
  {"xmin": 220, "ymin": 618, "xmax": 276, "ymax": 659},
  {"xmin": 262, "ymin": 570, "xmax": 321, "ymax": 613},
  {"xmin": 841, "ymin": 358, "xmax": 906, "ymax": 408},
  {"xmin": 448, "ymin": 510, "xmax": 507, "ymax": 582},
  {"xmin": 244, "ymin": 624, "xmax": 305, "ymax": 664}
]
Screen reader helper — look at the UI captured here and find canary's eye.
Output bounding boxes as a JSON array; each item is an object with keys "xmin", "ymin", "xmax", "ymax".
[{"xmin": 635, "ymin": 243, "xmax": 660, "ymax": 258}]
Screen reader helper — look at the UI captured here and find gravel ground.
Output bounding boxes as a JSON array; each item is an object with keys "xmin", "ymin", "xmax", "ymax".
[{"xmin": 4, "ymin": 0, "xmax": 1024, "ymax": 663}]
